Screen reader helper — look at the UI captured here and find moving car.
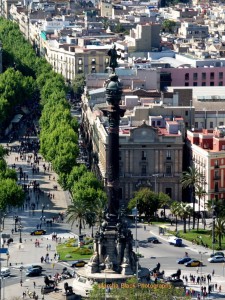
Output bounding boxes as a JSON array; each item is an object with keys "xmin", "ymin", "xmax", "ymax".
[
  {"xmin": 70, "ymin": 260, "xmax": 87, "ymax": 268},
  {"xmin": 208, "ymin": 255, "xmax": 225, "ymax": 263},
  {"xmin": 177, "ymin": 257, "xmax": 192, "ymax": 264},
  {"xmin": 27, "ymin": 265, "xmax": 43, "ymax": 271},
  {"xmin": 210, "ymin": 251, "xmax": 224, "ymax": 258},
  {"xmin": 1, "ymin": 268, "xmax": 10, "ymax": 277},
  {"xmin": 30, "ymin": 229, "xmax": 46, "ymax": 236},
  {"xmin": 184, "ymin": 259, "xmax": 202, "ymax": 267},
  {"xmin": 147, "ymin": 237, "xmax": 160, "ymax": 244},
  {"xmin": 168, "ymin": 236, "xmax": 182, "ymax": 247},
  {"xmin": 26, "ymin": 267, "xmax": 42, "ymax": 277}
]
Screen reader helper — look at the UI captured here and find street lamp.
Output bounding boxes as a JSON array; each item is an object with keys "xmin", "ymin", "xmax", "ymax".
[
  {"xmin": 211, "ymin": 200, "xmax": 216, "ymax": 255},
  {"xmin": 20, "ymin": 266, "xmax": 23, "ymax": 286},
  {"xmin": 152, "ymin": 174, "xmax": 160, "ymax": 194},
  {"xmin": 19, "ymin": 223, "xmax": 22, "ymax": 243}
]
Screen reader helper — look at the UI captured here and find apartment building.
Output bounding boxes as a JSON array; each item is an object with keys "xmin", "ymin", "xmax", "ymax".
[{"xmin": 187, "ymin": 128, "xmax": 225, "ymax": 207}]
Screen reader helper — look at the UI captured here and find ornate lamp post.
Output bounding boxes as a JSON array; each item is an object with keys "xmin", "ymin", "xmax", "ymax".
[{"xmin": 19, "ymin": 223, "xmax": 22, "ymax": 244}]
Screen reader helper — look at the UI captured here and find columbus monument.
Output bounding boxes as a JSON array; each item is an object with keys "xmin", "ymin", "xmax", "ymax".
[{"xmin": 74, "ymin": 46, "xmax": 141, "ymax": 289}]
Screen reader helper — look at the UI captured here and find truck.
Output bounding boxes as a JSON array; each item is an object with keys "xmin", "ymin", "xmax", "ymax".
[{"xmin": 168, "ymin": 236, "xmax": 183, "ymax": 247}]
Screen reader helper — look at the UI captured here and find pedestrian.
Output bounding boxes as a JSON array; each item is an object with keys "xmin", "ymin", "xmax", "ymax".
[
  {"xmin": 144, "ymin": 225, "xmax": 146, "ymax": 231},
  {"xmin": 219, "ymin": 285, "xmax": 222, "ymax": 292},
  {"xmin": 11, "ymin": 229, "xmax": 14, "ymax": 235},
  {"xmin": 196, "ymin": 267, "xmax": 199, "ymax": 274},
  {"xmin": 20, "ymin": 279, "xmax": 23, "ymax": 286},
  {"xmin": 46, "ymin": 245, "xmax": 49, "ymax": 251},
  {"xmin": 212, "ymin": 269, "xmax": 215, "ymax": 276},
  {"xmin": 33, "ymin": 281, "xmax": 36, "ymax": 288},
  {"xmin": 215, "ymin": 283, "xmax": 218, "ymax": 290}
]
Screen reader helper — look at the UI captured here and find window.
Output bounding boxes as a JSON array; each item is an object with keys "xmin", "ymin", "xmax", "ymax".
[
  {"xmin": 185, "ymin": 73, "xmax": 189, "ymax": 80},
  {"xmin": 165, "ymin": 165, "xmax": 172, "ymax": 175},
  {"xmin": 78, "ymin": 66, "xmax": 83, "ymax": 74},
  {"xmin": 152, "ymin": 121, "xmax": 155, "ymax": 127},
  {"xmin": 193, "ymin": 73, "xmax": 198, "ymax": 80},
  {"xmin": 219, "ymin": 72, "xmax": 223, "ymax": 79},
  {"xmin": 142, "ymin": 151, "xmax": 146, "ymax": 160},
  {"xmin": 202, "ymin": 73, "xmax": 206, "ymax": 80},
  {"xmin": 166, "ymin": 150, "xmax": 171, "ymax": 160},
  {"xmin": 210, "ymin": 72, "xmax": 214, "ymax": 80},
  {"xmin": 157, "ymin": 120, "xmax": 161, "ymax": 126},
  {"xmin": 202, "ymin": 82, "xmax": 206, "ymax": 86},
  {"xmin": 210, "ymin": 121, "xmax": 213, "ymax": 128},
  {"xmin": 219, "ymin": 81, "xmax": 223, "ymax": 86},
  {"xmin": 215, "ymin": 159, "xmax": 219, "ymax": 167},
  {"xmin": 215, "ymin": 182, "xmax": 219, "ymax": 193},
  {"xmin": 195, "ymin": 122, "xmax": 198, "ymax": 128},
  {"xmin": 185, "ymin": 82, "xmax": 189, "ymax": 86},
  {"xmin": 185, "ymin": 111, "xmax": 188, "ymax": 116},
  {"xmin": 193, "ymin": 82, "xmax": 198, "ymax": 86},
  {"xmin": 210, "ymin": 82, "xmax": 214, "ymax": 86},
  {"xmin": 78, "ymin": 58, "xmax": 83, "ymax": 65},
  {"xmin": 91, "ymin": 58, "xmax": 96, "ymax": 65},
  {"xmin": 219, "ymin": 122, "xmax": 224, "ymax": 126},
  {"xmin": 141, "ymin": 165, "xmax": 147, "ymax": 176},
  {"xmin": 91, "ymin": 66, "xmax": 96, "ymax": 73}
]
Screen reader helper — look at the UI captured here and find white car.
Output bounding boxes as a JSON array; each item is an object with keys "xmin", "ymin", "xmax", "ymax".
[{"xmin": 208, "ymin": 255, "xmax": 225, "ymax": 263}]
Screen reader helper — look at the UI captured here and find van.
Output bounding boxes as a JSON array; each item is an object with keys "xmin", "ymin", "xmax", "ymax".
[
  {"xmin": 1, "ymin": 267, "xmax": 10, "ymax": 277},
  {"xmin": 168, "ymin": 236, "xmax": 183, "ymax": 247}
]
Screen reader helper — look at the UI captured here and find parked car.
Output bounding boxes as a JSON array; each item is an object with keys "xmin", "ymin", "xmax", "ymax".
[
  {"xmin": 177, "ymin": 257, "xmax": 192, "ymax": 264},
  {"xmin": 147, "ymin": 237, "xmax": 160, "ymax": 244},
  {"xmin": 208, "ymin": 255, "xmax": 225, "ymax": 263},
  {"xmin": 184, "ymin": 259, "xmax": 202, "ymax": 267},
  {"xmin": 210, "ymin": 251, "xmax": 224, "ymax": 258},
  {"xmin": 26, "ymin": 268, "xmax": 42, "ymax": 277},
  {"xmin": 30, "ymin": 229, "xmax": 46, "ymax": 236},
  {"xmin": 70, "ymin": 260, "xmax": 87, "ymax": 268}
]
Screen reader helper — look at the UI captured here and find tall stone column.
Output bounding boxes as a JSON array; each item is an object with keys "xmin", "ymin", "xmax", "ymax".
[{"xmin": 102, "ymin": 74, "xmax": 125, "ymax": 216}]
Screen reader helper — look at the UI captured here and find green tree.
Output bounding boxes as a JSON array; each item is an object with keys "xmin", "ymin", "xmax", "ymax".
[
  {"xmin": 195, "ymin": 185, "xmax": 206, "ymax": 231},
  {"xmin": 158, "ymin": 192, "xmax": 172, "ymax": 218},
  {"xmin": 0, "ymin": 179, "xmax": 25, "ymax": 210},
  {"xmin": 161, "ymin": 20, "xmax": 176, "ymax": 33},
  {"xmin": 66, "ymin": 199, "xmax": 88, "ymax": 235},
  {"xmin": 181, "ymin": 166, "xmax": 204, "ymax": 229},
  {"xmin": 170, "ymin": 201, "xmax": 180, "ymax": 232},
  {"xmin": 71, "ymin": 74, "xmax": 85, "ymax": 100},
  {"xmin": 177, "ymin": 202, "xmax": 192, "ymax": 233},
  {"xmin": 128, "ymin": 188, "xmax": 159, "ymax": 220},
  {"xmin": 209, "ymin": 217, "xmax": 225, "ymax": 249}
]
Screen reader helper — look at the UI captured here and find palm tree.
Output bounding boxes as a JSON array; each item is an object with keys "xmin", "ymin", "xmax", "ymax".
[
  {"xmin": 177, "ymin": 202, "xmax": 191, "ymax": 233},
  {"xmin": 171, "ymin": 201, "xmax": 180, "ymax": 232},
  {"xmin": 66, "ymin": 200, "xmax": 87, "ymax": 235},
  {"xmin": 209, "ymin": 217, "xmax": 225, "ymax": 249},
  {"xmin": 180, "ymin": 166, "xmax": 204, "ymax": 229},
  {"xmin": 158, "ymin": 192, "xmax": 172, "ymax": 219},
  {"xmin": 195, "ymin": 185, "xmax": 206, "ymax": 231}
]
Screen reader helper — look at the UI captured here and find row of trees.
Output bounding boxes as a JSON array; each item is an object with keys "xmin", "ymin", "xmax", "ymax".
[
  {"xmin": 0, "ymin": 146, "xmax": 25, "ymax": 212},
  {"xmin": 0, "ymin": 19, "xmax": 107, "ymax": 230}
]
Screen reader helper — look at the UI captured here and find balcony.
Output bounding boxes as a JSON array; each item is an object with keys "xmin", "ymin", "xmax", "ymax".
[{"xmin": 214, "ymin": 165, "xmax": 219, "ymax": 168}]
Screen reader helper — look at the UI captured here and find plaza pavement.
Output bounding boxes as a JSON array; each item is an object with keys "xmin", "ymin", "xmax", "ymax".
[{"xmin": 1, "ymin": 141, "xmax": 74, "ymax": 300}]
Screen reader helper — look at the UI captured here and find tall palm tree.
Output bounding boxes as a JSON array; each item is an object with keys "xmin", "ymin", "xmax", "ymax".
[
  {"xmin": 180, "ymin": 166, "xmax": 204, "ymax": 229},
  {"xmin": 158, "ymin": 192, "xmax": 172, "ymax": 219},
  {"xmin": 66, "ymin": 200, "xmax": 87, "ymax": 235},
  {"xmin": 209, "ymin": 217, "xmax": 225, "ymax": 249},
  {"xmin": 195, "ymin": 185, "xmax": 206, "ymax": 231},
  {"xmin": 177, "ymin": 202, "xmax": 191, "ymax": 233},
  {"xmin": 171, "ymin": 201, "xmax": 180, "ymax": 232}
]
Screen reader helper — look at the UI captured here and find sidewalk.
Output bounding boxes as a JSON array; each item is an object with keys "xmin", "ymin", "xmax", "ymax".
[{"xmin": 1, "ymin": 140, "xmax": 72, "ymax": 300}]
